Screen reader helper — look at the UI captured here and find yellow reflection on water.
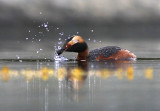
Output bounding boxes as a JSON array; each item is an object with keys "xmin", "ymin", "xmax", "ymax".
[
  {"xmin": 116, "ymin": 68, "xmax": 124, "ymax": 79},
  {"xmin": 98, "ymin": 69, "xmax": 110, "ymax": 79},
  {"xmin": 145, "ymin": 68, "xmax": 153, "ymax": 79},
  {"xmin": 22, "ymin": 69, "xmax": 34, "ymax": 81},
  {"xmin": 41, "ymin": 67, "xmax": 52, "ymax": 81},
  {"xmin": 0, "ymin": 65, "xmax": 156, "ymax": 82},
  {"xmin": 70, "ymin": 68, "xmax": 85, "ymax": 81},
  {"xmin": 126, "ymin": 66, "xmax": 134, "ymax": 80},
  {"xmin": 57, "ymin": 67, "xmax": 67, "ymax": 81},
  {"xmin": 1, "ymin": 66, "xmax": 9, "ymax": 81}
]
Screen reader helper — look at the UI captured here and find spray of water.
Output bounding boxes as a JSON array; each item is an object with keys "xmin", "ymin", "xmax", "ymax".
[
  {"xmin": 54, "ymin": 43, "xmax": 68, "ymax": 61},
  {"xmin": 26, "ymin": 12, "xmax": 100, "ymax": 61}
]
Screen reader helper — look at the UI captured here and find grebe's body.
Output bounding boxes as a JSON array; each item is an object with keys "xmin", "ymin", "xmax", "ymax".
[
  {"xmin": 88, "ymin": 46, "xmax": 136, "ymax": 61},
  {"xmin": 57, "ymin": 35, "xmax": 136, "ymax": 61}
]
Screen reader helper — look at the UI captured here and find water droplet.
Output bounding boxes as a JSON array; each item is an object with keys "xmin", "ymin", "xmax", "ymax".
[
  {"xmin": 40, "ymin": 12, "xmax": 42, "ymax": 14},
  {"xmin": 99, "ymin": 41, "xmax": 101, "ymax": 43},
  {"xmin": 93, "ymin": 40, "xmax": 96, "ymax": 42},
  {"xmin": 19, "ymin": 60, "xmax": 23, "ymax": 62},
  {"xmin": 58, "ymin": 41, "xmax": 62, "ymax": 44},
  {"xmin": 16, "ymin": 55, "xmax": 20, "ymax": 59},
  {"xmin": 91, "ymin": 30, "xmax": 94, "ymax": 32},
  {"xmin": 58, "ymin": 46, "xmax": 61, "ymax": 49},
  {"xmin": 26, "ymin": 38, "xmax": 28, "ymax": 40},
  {"xmin": 59, "ymin": 38, "xmax": 61, "ymax": 40},
  {"xmin": 40, "ymin": 48, "xmax": 43, "ymax": 51},
  {"xmin": 57, "ymin": 27, "xmax": 59, "ymax": 30},
  {"xmin": 37, "ymin": 51, "xmax": 39, "ymax": 53},
  {"xmin": 32, "ymin": 38, "xmax": 34, "ymax": 39},
  {"xmin": 44, "ymin": 23, "xmax": 48, "ymax": 28},
  {"xmin": 91, "ymin": 64, "xmax": 94, "ymax": 68},
  {"xmin": 59, "ymin": 32, "xmax": 64, "ymax": 36},
  {"xmin": 29, "ymin": 30, "xmax": 31, "ymax": 33},
  {"xmin": 88, "ymin": 38, "xmax": 91, "ymax": 41},
  {"xmin": 77, "ymin": 32, "xmax": 79, "ymax": 34},
  {"xmin": 54, "ymin": 45, "xmax": 57, "ymax": 49},
  {"xmin": 46, "ymin": 28, "xmax": 49, "ymax": 32},
  {"xmin": 39, "ymin": 39, "xmax": 41, "ymax": 42}
]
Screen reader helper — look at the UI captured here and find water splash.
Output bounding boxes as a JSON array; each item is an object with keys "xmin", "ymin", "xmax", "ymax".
[
  {"xmin": 54, "ymin": 46, "xmax": 68, "ymax": 61},
  {"xmin": 54, "ymin": 52, "xmax": 68, "ymax": 61}
]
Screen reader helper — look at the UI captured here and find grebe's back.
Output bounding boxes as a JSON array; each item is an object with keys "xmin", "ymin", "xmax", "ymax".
[{"xmin": 88, "ymin": 46, "xmax": 136, "ymax": 61}]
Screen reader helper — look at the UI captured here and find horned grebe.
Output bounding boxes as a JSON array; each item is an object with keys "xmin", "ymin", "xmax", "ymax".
[{"xmin": 57, "ymin": 35, "xmax": 136, "ymax": 61}]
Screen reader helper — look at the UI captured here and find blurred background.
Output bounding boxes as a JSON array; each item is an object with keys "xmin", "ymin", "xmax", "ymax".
[{"xmin": 1, "ymin": 0, "xmax": 160, "ymax": 59}]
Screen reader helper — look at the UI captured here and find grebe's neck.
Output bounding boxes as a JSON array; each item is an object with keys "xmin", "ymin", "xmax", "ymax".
[{"xmin": 77, "ymin": 49, "xmax": 88, "ymax": 61}]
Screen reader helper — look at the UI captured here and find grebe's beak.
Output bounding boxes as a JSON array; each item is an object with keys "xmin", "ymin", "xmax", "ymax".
[
  {"xmin": 56, "ymin": 48, "xmax": 65, "ymax": 55},
  {"xmin": 56, "ymin": 35, "xmax": 88, "ymax": 55}
]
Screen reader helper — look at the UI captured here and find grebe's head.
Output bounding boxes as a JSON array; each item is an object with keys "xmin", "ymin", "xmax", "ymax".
[{"xmin": 57, "ymin": 35, "xmax": 88, "ymax": 55}]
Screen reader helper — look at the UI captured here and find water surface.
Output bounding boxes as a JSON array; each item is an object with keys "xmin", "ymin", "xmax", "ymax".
[{"xmin": 0, "ymin": 59, "xmax": 160, "ymax": 111}]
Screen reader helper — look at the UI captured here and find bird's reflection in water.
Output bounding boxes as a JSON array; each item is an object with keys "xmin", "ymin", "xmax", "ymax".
[
  {"xmin": 66, "ymin": 61, "xmax": 88, "ymax": 89},
  {"xmin": 66, "ymin": 60, "xmax": 134, "ymax": 89},
  {"xmin": 56, "ymin": 61, "xmax": 88, "ymax": 104},
  {"xmin": 57, "ymin": 60, "xmax": 135, "ymax": 103}
]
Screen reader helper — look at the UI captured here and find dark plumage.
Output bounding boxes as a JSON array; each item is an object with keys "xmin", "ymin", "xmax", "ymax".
[
  {"xmin": 88, "ymin": 46, "xmax": 122, "ymax": 60},
  {"xmin": 66, "ymin": 42, "xmax": 88, "ymax": 52}
]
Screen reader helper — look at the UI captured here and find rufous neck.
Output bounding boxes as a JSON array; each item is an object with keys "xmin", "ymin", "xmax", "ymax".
[{"xmin": 77, "ymin": 49, "xmax": 88, "ymax": 61}]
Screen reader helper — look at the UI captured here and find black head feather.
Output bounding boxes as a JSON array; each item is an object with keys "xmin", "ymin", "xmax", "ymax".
[
  {"xmin": 56, "ymin": 36, "xmax": 87, "ymax": 55},
  {"xmin": 66, "ymin": 42, "xmax": 88, "ymax": 52}
]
